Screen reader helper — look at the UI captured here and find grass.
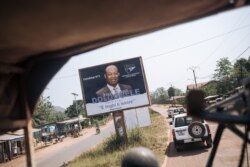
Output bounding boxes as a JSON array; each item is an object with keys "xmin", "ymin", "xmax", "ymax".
[{"xmin": 63, "ymin": 108, "xmax": 169, "ymax": 167}]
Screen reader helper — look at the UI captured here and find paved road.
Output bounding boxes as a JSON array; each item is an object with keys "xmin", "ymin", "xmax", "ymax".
[
  {"xmin": 1, "ymin": 122, "xmax": 115, "ymax": 167},
  {"xmin": 38, "ymin": 123, "xmax": 115, "ymax": 167},
  {"xmin": 151, "ymin": 105, "xmax": 250, "ymax": 167}
]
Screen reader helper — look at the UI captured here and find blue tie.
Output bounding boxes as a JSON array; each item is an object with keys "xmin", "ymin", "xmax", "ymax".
[{"xmin": 113, "ymin": 87, "xmax": 119, "ymax": 98}]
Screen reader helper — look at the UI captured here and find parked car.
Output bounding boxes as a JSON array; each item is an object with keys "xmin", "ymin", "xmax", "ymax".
[
  {"xmin": 170, "ymin": 113, "xmax": 212, "ymax": 151},
  {"xmin": 167, "ymin": 107, "xmax": 179, "ymax": 118},
  {"xmin": 177, "ymin": 107, "xmax": 186, "ymax": 113}
]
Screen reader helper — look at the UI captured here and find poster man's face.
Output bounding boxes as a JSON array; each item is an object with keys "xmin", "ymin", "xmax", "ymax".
[{"xmin": 104, "ymin": 65, "xmax": 120, "ymax": 87}]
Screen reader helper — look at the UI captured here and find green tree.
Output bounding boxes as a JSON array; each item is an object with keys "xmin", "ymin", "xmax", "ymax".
[
  {"xmin": 168, "ymin": 87, "xmax": 175, "ymax": 98},
  {"xmin": 201, "ymin": 82, "xmax": 217, "ymax": 96},
  {"xmin": 213, "ymin": 57, "xmax": 233, "ymax": 94},
  {"xmin": 32, "ymin": 96, "xmax": 55, "ymax": 127},
  {"xmin": 174, "ymin": 87, "xmax": 184, "ymax": 96},
  {"xmin": 65, "ymin": 99, "xmax": 86, "ymax": 118},
  {"xmin": 156, "ymin": 87, "xmax": 169, "ymax": 104},
  {"xmin": 232, "ymin": 58, "xmax": 250, "ymax": 87},
  {"xmin": 213, "ymin": 57, "xmax": 232, "ymax": 80},
  {"xmin": 150, "ymin": 91, "xmax": 158, "ymax": 104},
  {"xmin": 50, "ymin": 111, "xmax": 68, "ymax": 123},
  {"xmin": 150, "ymin": 86, "xmax": 185, "ymax": 104},
  {"xmin": 150, "ymin": 87, "xmax": 169, "ymax": 104}
]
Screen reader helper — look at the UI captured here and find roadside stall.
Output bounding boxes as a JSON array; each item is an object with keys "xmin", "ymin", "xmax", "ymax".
[
  {"xmin": 0, "ymin": 134, "xmax": 24, "ymax": 163},
  {"xmin": 56, "ymin": 117, "xmax": 87, "ymax": 137}
]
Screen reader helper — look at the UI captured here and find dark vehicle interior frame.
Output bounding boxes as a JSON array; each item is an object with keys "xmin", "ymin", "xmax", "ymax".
[{"xmin": 0, "ymin": 1, "xmax": 249, "ymax": 167}]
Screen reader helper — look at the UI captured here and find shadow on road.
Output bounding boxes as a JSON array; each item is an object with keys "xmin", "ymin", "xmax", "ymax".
[{"xmin": 165, "ymin": 142, "xmax": 209, "ymax": 158}]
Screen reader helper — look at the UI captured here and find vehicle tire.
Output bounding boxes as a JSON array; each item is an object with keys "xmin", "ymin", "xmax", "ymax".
[
  {"xmin": 205, "ymin": 137, "xmax": 212, "ymax": 148},
  {"xmin": 188, "ymin": 122, "xmax": 205, "ymax": 138}
]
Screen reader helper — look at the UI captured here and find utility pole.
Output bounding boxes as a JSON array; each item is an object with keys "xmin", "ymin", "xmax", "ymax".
[
  {"xmin": 188, "ymin": 66, "xmax": 198, "ymax": 89},
  {"xmin": 168, "ymin": 82, "xmax": 175, "ymax": 106},
  {"xmin": 71, "ymin": 93, "xmax": 81, "ymax": 129},
  {"xmin": 168, "ymin": 82, "xmax": 174, "ymax": 88},
  {"xmin": 240, "ymin": 64, "xmax": 243, "ymax": 86},
  {"xmin": 71, "ymin": 92, "xmax": 79, "ymax": 116}
]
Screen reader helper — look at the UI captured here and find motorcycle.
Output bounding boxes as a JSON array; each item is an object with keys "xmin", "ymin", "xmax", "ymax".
[
  {"xmin": 96, "ymin": 127, "xmax": 100, "ymax": 134},
  {"xmin": 96, "ymin": 123, "xmax": 101, "ymax": 134}
]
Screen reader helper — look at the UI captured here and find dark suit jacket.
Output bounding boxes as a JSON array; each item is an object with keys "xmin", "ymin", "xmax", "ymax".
[{"xmin": 96, "ymin": 84, "xmax": 132, "ymax": 98}]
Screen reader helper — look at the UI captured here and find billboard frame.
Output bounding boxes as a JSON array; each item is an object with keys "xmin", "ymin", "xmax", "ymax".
[{"xmin": 79, "ymin": 56, "xmax": 151, "ymax": 116}]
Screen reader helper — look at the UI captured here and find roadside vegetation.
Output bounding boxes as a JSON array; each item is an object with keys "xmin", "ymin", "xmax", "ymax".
[
  {"xmin": 63, "ymin": 108, "xmax": 168, "ymax": 167},
  {"xmin": 151, "ymin": 57, "xmax": 250, "ymax": 105},
  {"xmin": 33, "ymin": 57, "xmax": 250, "ymax": 128}
]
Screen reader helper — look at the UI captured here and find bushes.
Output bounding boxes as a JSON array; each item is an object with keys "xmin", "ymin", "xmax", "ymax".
[{"xmin": 65, "ymin": 110, "xmax": 168, "ymax": 167}]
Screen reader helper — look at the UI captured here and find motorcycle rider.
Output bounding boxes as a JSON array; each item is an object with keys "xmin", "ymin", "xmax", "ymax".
[{"xmin": 96, "ymin": 122, "xmax": 100, "ymax": 134}]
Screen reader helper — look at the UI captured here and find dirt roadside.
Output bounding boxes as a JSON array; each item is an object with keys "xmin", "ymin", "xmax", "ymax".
[{"xmin": 149, "ymin": 104, "xmax": 170, "ymax": 167}]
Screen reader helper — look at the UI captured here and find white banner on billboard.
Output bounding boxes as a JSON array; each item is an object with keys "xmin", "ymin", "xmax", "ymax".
[{"xmin": 124, "ymin": 107, "xmax": 151, "ymax": 129}]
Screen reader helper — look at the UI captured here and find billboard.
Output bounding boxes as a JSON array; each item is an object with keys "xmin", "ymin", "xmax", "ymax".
[{"xmin": 79, "ymin": 57, "xmax": 150, "ymax": 116}]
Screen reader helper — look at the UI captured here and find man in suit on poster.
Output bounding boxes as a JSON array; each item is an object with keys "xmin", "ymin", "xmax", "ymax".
[{"xmin": 96, "ymin": 64, "xmax": 133, "ymax": 101}]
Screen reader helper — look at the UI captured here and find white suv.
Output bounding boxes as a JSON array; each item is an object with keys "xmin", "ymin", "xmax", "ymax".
[
  {"xmin": 170, "ymin": 113, "xmax": 212, "ymax": 151},
  {"xmin": 167, "ymin": 107, "xmax": 179, "ymax": 118}
]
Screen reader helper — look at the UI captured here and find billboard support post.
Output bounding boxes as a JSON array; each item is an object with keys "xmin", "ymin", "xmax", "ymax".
[{"xmin": 113, "ymin": 111, "xmax": 128, "ymax": 142}]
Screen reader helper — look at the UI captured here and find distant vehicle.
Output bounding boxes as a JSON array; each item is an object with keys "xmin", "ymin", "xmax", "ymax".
[
  {"xmin": 215, "ymin": 97, "xmax": 224, "ymax": 102},
  {"xmin": 177, "ymin": 107, "xmax": 186, "ymax": 114},
  {"xmin": 71, "ymin": 124, "xmax": 80, "ymax": 138},
  {"xmin": 167, "ymin": 107, "xmax": 179, "ymax": 118},
  {"xmin": 170, "ymin": 113, "xmax": 212, "ymax": 151},
  {"xmin": 167, "ymin": 106, "xmax": 186, "ymax": 118},
  {"xmin": 204, "ymin": 95, "xmax": 220, "ymax": 105},
  {"xmin": 96, "ymin": 127, "xmax": 100, "ymax": 134},
  {"xmin": 55, "ymin": 135, "xmax": 64, "ymax": 143}
]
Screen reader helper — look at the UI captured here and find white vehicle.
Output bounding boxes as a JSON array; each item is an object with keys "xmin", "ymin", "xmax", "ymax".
[
  {"xmin": 177, "ymin": 107, "xmax": 186, "ymax": 114},
  {"xmin": 167, "ymin": 107, "xmax": 179, "ymax": 118},
  {"xmin": 170, "ymin": 113, "xmax": 212, "ymax": 151}
]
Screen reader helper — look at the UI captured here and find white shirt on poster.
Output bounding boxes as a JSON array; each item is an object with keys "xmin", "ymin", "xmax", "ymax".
[{"xmin": 107, "ymin": 84, "xmax": 121, "ymax": 95}]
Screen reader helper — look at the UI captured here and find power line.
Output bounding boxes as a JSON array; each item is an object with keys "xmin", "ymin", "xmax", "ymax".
[
  {"xmin": 52, "ymin": 24, "xmax": 250, "ymax": 80},
  {"xmin": 195, "ymin": 48, "xmax": 250, "ymax": 82},
  {"xmin": 231, "ymin": 46, "xmax": 250, "ymax": 62},
  {"xmin": 197, "ymin": 12, "xmax": 250, "ymax": 66},
  {"xmin": 223, "ymin": 30, "xmax": 250, "ymax": 60},
  {"xmin": 143, "ymin": 24, "xmax": 250, "ymax": 61}
]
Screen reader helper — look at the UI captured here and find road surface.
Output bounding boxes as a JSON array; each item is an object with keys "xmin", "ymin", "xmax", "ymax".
[
  {"xmin": 151, "ymin": 105, "xmax": 250, "ymax": 167},
  {"xmin": 0, "ymin": 121, "xmax": 115, "ymax": 167}
]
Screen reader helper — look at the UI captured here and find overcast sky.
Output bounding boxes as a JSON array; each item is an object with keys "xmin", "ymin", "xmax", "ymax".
[{"xmin": 44, "ymin": 6, "xmax": 250, "ymax": 108}]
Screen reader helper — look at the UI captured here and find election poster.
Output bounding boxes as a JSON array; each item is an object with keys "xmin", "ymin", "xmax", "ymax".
[{"xmin": 79, "ymin": 57, "xmax": 150, "ymax": 116}]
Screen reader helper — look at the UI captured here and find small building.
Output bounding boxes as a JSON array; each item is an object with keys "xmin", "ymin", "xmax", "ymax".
[
  {"xmin": 0, "ymin": 128, "xmax": 43, "ymax": 163},
  {"xmin": 35, "ymin": 122, "xmax": 58, "ymax": 144},
  {"xmin": 56, "ymin": 116, "xmax": 88, "ymax": 136},
  {"xmin": 0, "ymin": 134, "xmax": 24, "ymax": 163},
  {"xmin": 186, "ymin": 80, "xmax": 218, "ymax": 93},
  {"xmin": 11, "ymin": 128, "xmax": 42, "ymax": 141},
  {"xmin": 186, "ymin": 82, "xmax": 208, "ymax": 91},
  {"xmin": 10, "ymin": 128, "xmax": 42, "ymax": 146}
]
